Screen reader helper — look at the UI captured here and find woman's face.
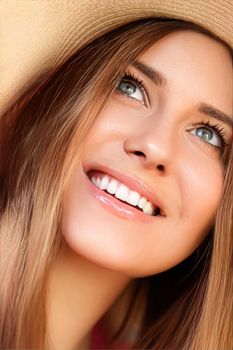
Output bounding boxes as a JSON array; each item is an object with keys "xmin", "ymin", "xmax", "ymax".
[{"xmin": 61, "ymin": 30, "xmax": 232, "ymax": 277}]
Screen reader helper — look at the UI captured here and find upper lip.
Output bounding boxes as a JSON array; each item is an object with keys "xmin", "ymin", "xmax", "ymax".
[{"xmin": 83, "ymin": 163, "xmax": 166, "ymax": 216}]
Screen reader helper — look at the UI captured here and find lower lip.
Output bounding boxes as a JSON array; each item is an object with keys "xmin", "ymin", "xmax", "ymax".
[{"xmin": 83, "ymin": 169, "xmax": 157, "ymax": 223}]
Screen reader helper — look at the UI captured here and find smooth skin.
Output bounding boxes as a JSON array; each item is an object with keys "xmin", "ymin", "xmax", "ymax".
[{"xmin": 47, "ymin": 30, "xmax": 233, "ymax": 349}]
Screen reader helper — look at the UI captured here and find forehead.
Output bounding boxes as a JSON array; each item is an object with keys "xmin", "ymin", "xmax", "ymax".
[{"xmin": 139, "ymin": 30, "xmax": 233, "ymax": 116}]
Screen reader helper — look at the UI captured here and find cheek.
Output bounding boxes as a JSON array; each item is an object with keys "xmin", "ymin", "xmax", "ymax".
[
  {"xmin": 180, "ymin": 153, "xmax": 223, "ymax": 228},
  {"xmin": 153, "ymin": 152, "xmax": 225, "ymax": 274},
  {"xmin": 82, "ymin": 99, "xmax": 143, "ymax": 149}
]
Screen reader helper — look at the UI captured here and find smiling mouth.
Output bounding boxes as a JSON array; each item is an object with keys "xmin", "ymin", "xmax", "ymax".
[{"xmin": 86, "ymin": 170, "xmax": 162, "ymax": 217}]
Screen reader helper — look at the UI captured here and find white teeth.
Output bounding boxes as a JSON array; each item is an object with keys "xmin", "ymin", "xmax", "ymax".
[
  {"xmin": 126, "ymin": 191, "xmax": 141, "ymax": 206},
  {"xmin": 90, "ymin": 172, "xmax": 158, "ymax": 216},
  {"xmin": 96, "ymin": 178, "xmax": 101, "ymax": 188},
  {"xmin": 91, "ymin": 177, "xmax": 97, "ymax": 185},
  {"xmin": 99, "ymin": 175, "xmax": 110, "ymax": 190},
  {"xmin": 115, "ymin": 184, "xmax": 129, "ymax": 201},
  {"xmin": 138, "ymin": 197, "xmax": 147, "ymax": 209},
  {"xmin": 143, "ymin": 201, "xmax": 154, "ymax": 215},
  {"xmin": 106, "ymin": 179, "xmax": 118, "ymax": 194}
]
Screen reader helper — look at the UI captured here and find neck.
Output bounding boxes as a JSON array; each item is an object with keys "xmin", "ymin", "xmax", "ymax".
[{"xmin": 47, "ymin": 238, "xmax": 131, "ymax": 349}]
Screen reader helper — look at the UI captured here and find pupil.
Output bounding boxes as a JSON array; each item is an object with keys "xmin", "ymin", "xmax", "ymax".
[
  {"xmin": 120, "ymin": 81, "xmax": 135, "ymax": 95},
  {"xmin": 197, "ymin": 127, "xmax": 213, "ymax": 141}
]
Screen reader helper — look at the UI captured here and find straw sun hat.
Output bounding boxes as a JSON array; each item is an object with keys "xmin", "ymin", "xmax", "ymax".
[{"xmin": 0, "ymin": 0, "xmax": 232, "ymax": 121}]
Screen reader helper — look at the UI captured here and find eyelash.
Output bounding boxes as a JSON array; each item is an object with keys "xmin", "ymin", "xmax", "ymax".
[
  {"xmin": 117, "ymin": 71, "xmax": 228, "ymax": 150},
  {"xmin": 117, "ymin": 71, "xmax": 147, "ymax": 103},
  {"xmin": 191, "ymin": 120, "xmax": 228, "ymax": 149}
]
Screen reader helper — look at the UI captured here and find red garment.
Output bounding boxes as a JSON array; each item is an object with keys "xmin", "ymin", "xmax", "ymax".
[
  {"xmin": 90, "ymin": 320, "xmax": 107, "ymax": 349},
  {"xmin": 90, "ymin": 320, "xmax": 130, "ymax": 349}
]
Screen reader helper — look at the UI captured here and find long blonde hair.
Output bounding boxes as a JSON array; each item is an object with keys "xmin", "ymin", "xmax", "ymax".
[{"xmin": 0, "ymin": 18, "xmax": 232, "ymax": 349}]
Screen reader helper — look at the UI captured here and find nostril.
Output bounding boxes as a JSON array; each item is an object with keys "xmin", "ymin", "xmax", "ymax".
[
  {"xmin": 157, "ymin": 164, "xmax": 164, "ymax": 172},
  {"xmin": 134, "ymin": 151, "xmax": 145, "ymax": 156}
]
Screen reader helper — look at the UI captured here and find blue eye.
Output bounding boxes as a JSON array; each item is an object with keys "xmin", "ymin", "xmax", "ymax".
[
  {"xmin": 190, "ymin": 121, "xmax": 227, "ymax": 149},
  {"xmin": 116, "ymin": 72, "xmax": 147, "ymax": 105}
]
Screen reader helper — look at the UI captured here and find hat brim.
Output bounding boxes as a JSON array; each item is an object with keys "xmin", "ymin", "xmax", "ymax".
[{"xmin": 1, "ymin": 0, "xmax": 232, "ymax": 118}]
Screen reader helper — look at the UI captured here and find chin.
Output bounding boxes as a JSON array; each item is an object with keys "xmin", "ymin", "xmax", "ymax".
[{"xmin": 61, "ymin": 232, "xmax": 178, "ymax": 278}]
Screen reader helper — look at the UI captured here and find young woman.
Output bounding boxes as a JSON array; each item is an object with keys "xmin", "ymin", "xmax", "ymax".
[{"xmin": 0, "ymin": 3, "xmax": 232, "ymax": 350}]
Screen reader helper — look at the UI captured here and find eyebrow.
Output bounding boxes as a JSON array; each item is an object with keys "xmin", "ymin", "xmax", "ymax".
[
  {"xmin": 130, "ymin": 60, "xmax": 233, "ymax": 128},
  {"xmin": 199, "ymin": 104, "xmax": 233, "ymax": 128},
  {"xmin": 131, "ymin": 60, "xmax": 167, "ymax": 86}
]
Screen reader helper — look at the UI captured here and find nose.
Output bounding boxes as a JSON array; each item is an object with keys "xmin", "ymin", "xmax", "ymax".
[{"xmin": 123, "ymin": 118, "xmax": 176, "ymax": 175}]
